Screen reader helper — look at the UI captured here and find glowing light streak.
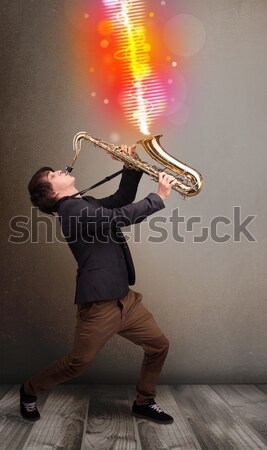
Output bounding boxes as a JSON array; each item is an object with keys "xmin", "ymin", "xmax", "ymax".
[{"xmin": 102, "ymin": 0, "xmax": 167, "ymax": 134}]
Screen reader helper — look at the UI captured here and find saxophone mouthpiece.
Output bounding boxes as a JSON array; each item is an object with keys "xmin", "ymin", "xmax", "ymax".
[{"xmin": 65, "ymin": 166, "xmax": 73, "ymax": 174}]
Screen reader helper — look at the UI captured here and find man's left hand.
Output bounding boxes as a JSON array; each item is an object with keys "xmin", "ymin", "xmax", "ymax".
[
  {"xmin": 110, "ymin": 144, "xmax": 136, "ymax": 161},
  {"xmin": 120, "ymin": 144, "xmax": 136, "ymax": 155}
]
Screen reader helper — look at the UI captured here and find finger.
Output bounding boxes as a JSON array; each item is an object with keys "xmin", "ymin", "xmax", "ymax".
[
  {"xmin": 162, "ymin": 175, "xmax": 172, "ymax": 183},
  {"xmin": 166, "ymin": 175, "xmax": 176, "ymax": 183}
]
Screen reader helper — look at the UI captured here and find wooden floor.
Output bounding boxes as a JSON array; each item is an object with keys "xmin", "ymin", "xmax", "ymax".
[{"xmin": 0, "ymin": 384, "xmax": 267, "ymax": 450}]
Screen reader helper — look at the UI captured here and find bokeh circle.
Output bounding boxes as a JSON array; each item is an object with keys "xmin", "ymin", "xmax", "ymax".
[
  {"xmin": 164, "ymin": 14, "xmax": 206, "ymax": 57},
  {"xmin": 164, "ymin": 70, "xmax": 187, "ymax": 116}
]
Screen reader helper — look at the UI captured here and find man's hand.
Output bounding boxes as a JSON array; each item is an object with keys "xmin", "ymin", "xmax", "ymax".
[
  {"xmin": 120, "ymin": 144, "xmax": 136, "ymax": 155},
  {"xmin": 111, "ymin": 144, "xmax": 136, "ymax": 161},
  {"xmin": 157, "ymin": 172, "xmax": 177, "ymax": 201}
]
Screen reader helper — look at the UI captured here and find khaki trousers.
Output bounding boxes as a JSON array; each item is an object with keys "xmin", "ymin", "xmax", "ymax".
[{"xmin": 24, "ymin": 289, "xmax": 169, "ymax": 405}]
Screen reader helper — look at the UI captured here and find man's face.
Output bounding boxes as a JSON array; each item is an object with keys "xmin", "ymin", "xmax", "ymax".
[{"xmin": 46, "ymin": 170, "xmax": 76, "ymax": 196}]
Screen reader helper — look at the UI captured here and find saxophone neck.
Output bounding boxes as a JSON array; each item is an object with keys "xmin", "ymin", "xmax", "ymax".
[
  {"xmin": 73, "ymin": 132, "xmax": 92, "ymax": 152},
  {"xmin": 65, "ymin": 132, "xmax": 94, "ymax": 173},
  {"xmin": 65, "ymin": 132, "xmax": 117, "ymax": 174}
]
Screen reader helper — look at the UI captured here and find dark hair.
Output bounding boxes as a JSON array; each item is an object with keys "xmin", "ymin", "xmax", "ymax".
[{"xmin": 28, "ymin": 167, "xmax": 57, "ymax": 215}]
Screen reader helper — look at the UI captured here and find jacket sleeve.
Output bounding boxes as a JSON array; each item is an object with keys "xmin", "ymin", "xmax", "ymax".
[
  {"xmin": 62, "ymin": 193, "xmax": 165, "ymax": 236},
  {"xmin": 97, "ymin": 166, "xmax": 143, "ymax": 208}
]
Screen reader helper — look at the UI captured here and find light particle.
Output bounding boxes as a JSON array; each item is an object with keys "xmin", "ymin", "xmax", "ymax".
[
  {"xmin": 100, "ymin": 39, "xmax": 109, "ymax": 48},
  {"xmin": 110, "ymin": 132, "xmax": 120, "ymax": 143}
]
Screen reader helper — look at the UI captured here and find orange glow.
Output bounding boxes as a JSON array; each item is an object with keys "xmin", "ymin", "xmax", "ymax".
[
  {"xmin": 98, "ymin": 19, "xmax": 114, "ymax": 36},
  {"xmin": 100, "ymin": 39, "xmax": 109, "ymax": 48}
]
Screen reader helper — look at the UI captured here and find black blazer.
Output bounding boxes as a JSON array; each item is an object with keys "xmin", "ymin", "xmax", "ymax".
[{"xmin": 57, "ymin": 168, "xmax": 165, "ymax": 304}]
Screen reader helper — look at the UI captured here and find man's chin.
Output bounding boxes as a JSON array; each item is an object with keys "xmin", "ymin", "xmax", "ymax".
[{"xmin": 66, "ymin": 174, "xmax": 75, "ymax": 182}]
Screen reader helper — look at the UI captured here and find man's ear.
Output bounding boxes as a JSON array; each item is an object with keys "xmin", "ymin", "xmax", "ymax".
[{"xmin": 52, "ymin": 191, "xmax": 59, "ymax": 198}]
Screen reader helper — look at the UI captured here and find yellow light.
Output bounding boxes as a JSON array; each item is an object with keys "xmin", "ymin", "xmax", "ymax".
[{"xmin": 117, "ymin": 5, "xmax": 152, "ymax": 133}]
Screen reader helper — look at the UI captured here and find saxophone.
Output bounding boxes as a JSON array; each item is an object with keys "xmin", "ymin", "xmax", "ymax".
[{"xmin": 65, "ymin": 132, "xmax": 203, "ymax": 198}]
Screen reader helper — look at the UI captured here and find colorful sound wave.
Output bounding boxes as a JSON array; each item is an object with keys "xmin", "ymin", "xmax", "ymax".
[
  {"xmin": 102, "ymin": 0, "xmax": 167, "ymax": 135},
  {"xmin": 64, "ymin": 1, "xmax": 206, "ymax": 136}
]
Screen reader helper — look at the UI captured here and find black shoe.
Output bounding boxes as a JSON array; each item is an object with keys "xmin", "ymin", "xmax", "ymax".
[
  {"xmin": 132, "ymin": 399, "xmax": 174, "ymax": 424},
  {"xmin": 20, "ymin": 384, "xmax": 40, "ymax": 421}
]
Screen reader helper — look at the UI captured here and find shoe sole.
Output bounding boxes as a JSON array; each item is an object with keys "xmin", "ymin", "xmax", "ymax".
[
  {"xmin": 132, "ymin": 411, "xmax": 174, "ymax": 424},
  {"xmin": 20, "ymin": 413, "xmax": 40, "ymax": 422}
]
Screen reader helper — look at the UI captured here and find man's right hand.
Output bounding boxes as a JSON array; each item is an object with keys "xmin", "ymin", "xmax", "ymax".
[{"xmin": 156, "ymin": 172, "xmax": 177, "ymax": 201}]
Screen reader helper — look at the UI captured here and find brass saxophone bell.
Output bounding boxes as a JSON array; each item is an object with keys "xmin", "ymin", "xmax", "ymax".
[{"xmin": 137, "ymin": 135, "xmax": 203, "ymax": 197}]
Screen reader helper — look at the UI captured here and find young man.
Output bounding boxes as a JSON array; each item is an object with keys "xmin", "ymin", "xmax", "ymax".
[{"xmin": 22, "ymin": 144, "xmax": 177, "ymax": 424}]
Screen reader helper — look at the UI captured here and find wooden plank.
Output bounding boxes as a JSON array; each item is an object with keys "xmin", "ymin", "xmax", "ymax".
[
  {"xmin": 0, "ymin": 385, "xmax": 12, "ymax": 400},
  {"xmin": 22, "ymin": 385, "xmax": 89, "ymax": 450},
  {"xmin": 83, "ymin": 385, "xmax": 142, "ymax": 450},
  {"xmin": 171, "ymin": 385, "xmax": 267, "ymax": 450},
  {"xmin": 128, "ymin": 384, "xmax": 201, "ymax": 450},
  {"xmin": 0, "ymin": 384, "xmax": 48, "ymax": 450},
  {"xmin": 257, "ymin": 385, "xmax": 267, "ymax": 396},
  {"xmin": 211, "ymin": 385, "xmax": 267, "ymax": 442}
]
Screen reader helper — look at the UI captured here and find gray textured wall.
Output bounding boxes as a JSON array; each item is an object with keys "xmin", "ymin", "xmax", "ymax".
[{"xmin": 1, "ymin": 0, "xmax": 266, "ymax": 384}]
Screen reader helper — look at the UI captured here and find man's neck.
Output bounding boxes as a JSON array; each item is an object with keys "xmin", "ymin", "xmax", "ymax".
[{"xmin": 57, "ymin": 187, "xmax": 82, "ymax": 200}]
